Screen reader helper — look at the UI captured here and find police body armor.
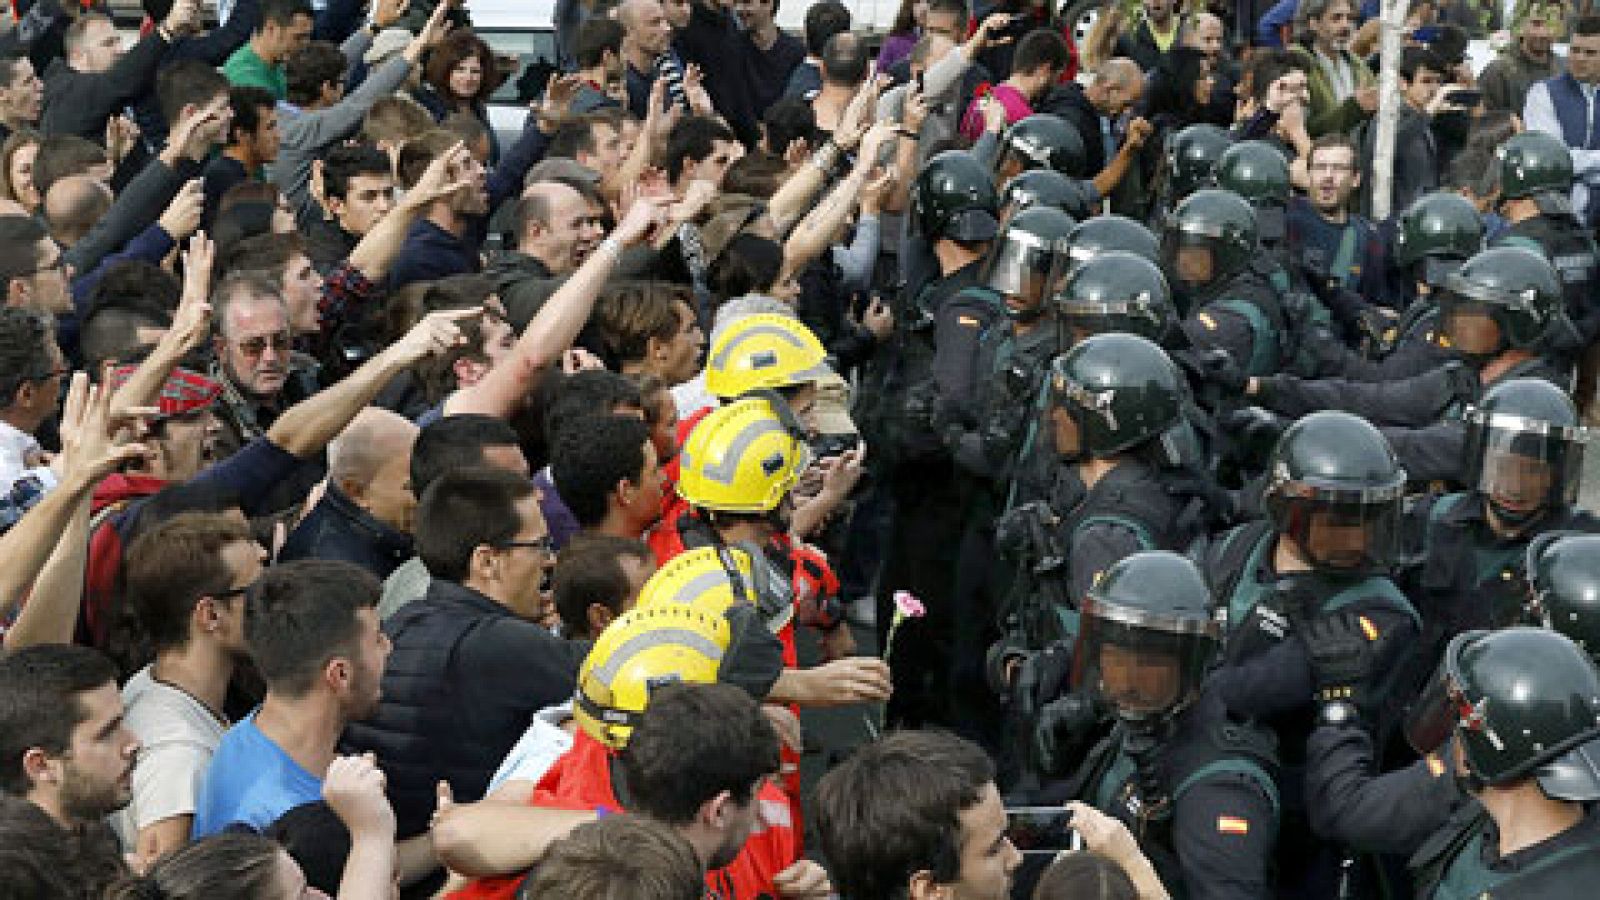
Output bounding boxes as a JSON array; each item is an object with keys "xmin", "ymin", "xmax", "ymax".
[
  {"xmin": 1497, "ymin": 216, "xmax": 1600, "ymax": 348},
  {"xmin": 1411, "ymin": 797, "xmax": 1600, "ymax": 899}
]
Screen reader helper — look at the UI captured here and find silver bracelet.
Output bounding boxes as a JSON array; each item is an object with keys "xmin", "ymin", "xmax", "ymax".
[{"xmin": 597, "ymin": 237, "xmax": 623, "ymax": 262}]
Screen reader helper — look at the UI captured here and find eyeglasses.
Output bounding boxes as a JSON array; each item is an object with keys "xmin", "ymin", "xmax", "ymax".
[
  {"xmin": 236, "ymin": 332, "xmax": 293, "ymax": 358},
  {"xmin": 497, "ymin": 536, "xmax": 554, "ymax": 556}
]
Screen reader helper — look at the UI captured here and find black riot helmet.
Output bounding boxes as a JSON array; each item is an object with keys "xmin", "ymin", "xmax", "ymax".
[
  {"xmin": 1001, "ymin": 169, "xmax": 1096, "ymax": 221},
  {"xmin": 1393, "ymin": 191, "xmax": 1484, "ymax": 279},
  {"xmin": 981, "ymin": 206, "xmax": 1077, "ymax": 320},
  {"xmin": 1526, "ymin": 533, "xmax": 1600, "ymax": 663},
  {"xmin": 998, "ymin": 113, "xmax": 1088, "ymax": 179},
  {"xmin": 1215, "ymin": 140, "xmax": 1291, "ymax": 242},
  {"xmin": 1054, "ymin": 250, "xmax": 1176, "ymax": 343},
  {"xmin": 912, "ymin": 150, "xmax": 1001, "ymax": 242},
  {"xmin": 1463, "ymin": 377, "xmax": 1591, "ymax": 528},
  {"xmin": 1043, "ymin": 332, "xmax": 1184, "ymax": 461},
  {"xmin": 1073, "ymin": 551, "xmax": 1219, "ymax": 725},
  {"xmin": 1160, "ymin": 188, "xmax": 1258, "ymax": 298},
  {"xmin": 1165, "ymin": 124, "xmax": 1234, "ymax": 201},
  {"xmin": 1499, "ymin": 130, "xmax": 1576, "ymax": 208},
  {"xmin": 1264, "ymin": 410, "xmax": 1406, "ymax": 574},
  {"xmin": 1406, "ymin": 627, "xmax": 1600, "ymax": 801},
  {"xmin": 1437, "ymin": 246, "xmax": 1564, "ymax": 364},
  {"xmin": 1063, "ymin": 214, "xmax": 1161, "ymax": 271}
]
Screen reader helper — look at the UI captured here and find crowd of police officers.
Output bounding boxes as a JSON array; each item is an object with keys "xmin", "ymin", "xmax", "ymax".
[{"xmin": 848, "ymin": 111, "xmax": 1600, "ymax": 899}]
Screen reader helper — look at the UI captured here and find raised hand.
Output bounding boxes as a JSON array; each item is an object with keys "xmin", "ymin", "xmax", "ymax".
[
  {"xmin": 323, "ymin": 754, "xmax": 398, "ymax": 840},
  {"xmin": 389, "ymin": 307, "xmax": 480, "ymax": 365}
]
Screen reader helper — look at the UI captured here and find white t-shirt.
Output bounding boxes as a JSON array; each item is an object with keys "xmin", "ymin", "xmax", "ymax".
[{"xmin": 111, "ymin": 666, "xmax": 228, "ymax": 850}]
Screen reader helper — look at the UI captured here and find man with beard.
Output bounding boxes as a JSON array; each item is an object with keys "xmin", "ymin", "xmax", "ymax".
[
  {"xmin": 1290, "ymin": 0, "xmax": 1378, "ymax": 137},
  {"xmin": 550, "ymin": 414, "xmax": 666, "ymax": 543},
  {"xmin": 1286, "ymin": 134, "xmax": 1388, "ymax": 316},
  {"xmin": 0, "ymin": 645, "xmax": 137, "ymax": 894},
  {"xmin": 1478, "ymin": 1, "xmax": 1563, "ymax": 114},
  {"xmin": 193, "ymin": 560, "xmax": 391, "ymax": 836},
  {"xmin": 112, "ymin": 513, "xmax": 264, "ymax": 861}
]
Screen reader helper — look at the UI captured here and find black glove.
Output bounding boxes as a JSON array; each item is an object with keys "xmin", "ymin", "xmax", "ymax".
[
  {"xmin": 1301, "ymin": 609, "xmax": 1393, "ymax": 713},
  {"xmin": 1196, "ymin": 348, "xmax": 1249, "ymax": 396}
]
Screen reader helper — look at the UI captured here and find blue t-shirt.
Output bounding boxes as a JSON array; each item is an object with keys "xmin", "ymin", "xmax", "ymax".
[{"xmin": 192, "ymin": 711, "xmax": 322, "ymax": 837}]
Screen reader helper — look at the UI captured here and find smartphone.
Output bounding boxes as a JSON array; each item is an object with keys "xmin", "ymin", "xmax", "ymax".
[
  {"xmin": 1444, "ymin": 89, "xmax": 1482, "ymax": 108},
  {"xmin": 1005, "ymin": 806, "xmax": 1082, "ymax": 856}
]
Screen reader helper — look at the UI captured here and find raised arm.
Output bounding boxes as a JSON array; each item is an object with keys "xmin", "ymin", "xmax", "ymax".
[
  {"xmin": 108, "ymin": 233, "xmax": 215, "ymax": 418},
  {"xmin": 346, "ymin": 140, "xmax": 474, "ymax": 280}
]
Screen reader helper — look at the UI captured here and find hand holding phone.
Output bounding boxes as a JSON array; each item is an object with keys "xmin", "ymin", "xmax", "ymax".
[{"xmin": 1005, "ymin": 806, "xmax": 1082, "ymax": 856}]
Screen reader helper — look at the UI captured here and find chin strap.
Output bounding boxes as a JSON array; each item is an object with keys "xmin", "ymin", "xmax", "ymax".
[{"xmin": 1122, "ymin": 717, "xmax": 1175, "ymax": 841}]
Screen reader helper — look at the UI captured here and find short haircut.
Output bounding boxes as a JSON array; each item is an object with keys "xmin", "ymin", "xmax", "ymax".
[
  {"xmin": 412, "ymin": 273, "xmax": 499, "ymax": 402},
  {"xmin": 1015, "ymin": 28, "xmax": 1071, "ymax": 74},
  {"xmin": 1307, "ymin": 132, "xmax": 1358, "ymax": 167},
  {"xmin": 0, "ymin": 214, "xmax": 48, "ymax": 283},
  {"xmin": 410, "ymin": 413, "xmax": 521, "ymax": 495},
  {"xmin": 0, "ymin": 130, "xmax": 39, "ymax": 207},
  {"xmin": 821, "ymin": 30, "xmax": 870, "ymax": 86},
  {"xmin": 553, "ymin": 533, "xmax": 652, "ymax": 639},
  {"xmin": 574, "ymin": 16, "xmax": 625, "ymax": 69},
  {"xmin": 157, "ymin": 58, "xmax": 230, "ymax": 127},
  {"xmin": 1578, "ymin": 14, "xmax": 1600, "ymax": 36},
  {"xmin": 0, "ymin": 645, "xmax": 118, "ymax": 795},
  {"xmin": 709, "ymin": 233, "xmax": 784, "ymax": 300},
  {"xmin": 321, "ymin": 143, "xmax": 391, "ymax": 201},
  {"xmin": 414, "ymin": 467, "xmax": 536, "ymax": 582},
  {"xmin": 441, "ymin": 110, "xmax": 490, "ymax": 148},
  {"xmin": 0, "ymin": 54, "xmax": 28, "ymax": 88},
  {"xmin": 761, "ymin": 97, "xmax": 816, "ymax": 157},
  {"xmin": 245, "ymin": 560, "xmax": 380, "ymax": 697},
  {"xmin": 550, "ymin": 414, "xmax": 651, "ymax": 527},
  {"xmin": 521, "ymin": 815, "xmax": 703, "ymax": 900},
  {"xmin": 221, "ymin": 231, "xmax": 305, "ymax": 282},
  {"xmin": 814, "ymin": 730, "xmax": 998, "ymax": 899},
  {"xmin": 618, "ymin": 683, "xmax": 781, "ymax": 824},
  {"xmin": 286, "ymin": 40, "xmax": 346, "ymax": 106},
  {"xmin": 211, "ymin": 270, "xmax": 287, "ymax": 338},
  {"xmin": 80, "ymin": 304, "xmax": 169, "ymax": 370},
  {"xmin": 260, "ymin": 0, "xmax": 313, "ymax": 29},
  {"xmin": 362, "ymin": 95, "xmax": 435, "ymax": 148},
  {"xmin": 591, "ymin": 281, "xmax": 689, "ymax": 369},
  {"xmin": 397, "ymin": 128, "xmax": 460, "ymax": 190},
  {"xmin": 804, "ymin": 1, "xmax": 852, "ymax": 57},
  {"xmin": 1244, "ymin": 48, "xmax": 1306, "ymax": 104},
  {"xmin": 546, "ymin": 117, "xmax": 604, "ymax": 161},
  {"xmin": 64, "ymin": 12, "xmax": 112, "ymax": 57},
  {"xmin": 927, "ymin": 0, "xmax": 968, "ymax": 19},
  {"xmin": 1032, "ymin": 851, "xmax": 1139, "ymax": 900},
  {"xmin": 664, "ymin": 116, "xmax": 737, "ymax": 183},
  {"xmin": 0, "ymin": 794, "xmax": 126, "ymax": 898},
  {"xmin": 106, "ymin": 833, "xmax": 283, "ymax": 900},
  {"xmin": 30, "ymin": 134, "xmax": 105, "ymax": 199},
  {"xmin": 722, "ymin": 152, "xmax": 787, "ymax": 197},
  {"xmin": 423, "ymin": 30, "xmax": 499, "ymax": 105},
  {"xmin": 228, "ymin": 86, "xmax": 278, "ymax": 146},
  {"xmin": 125, "ymin": 513, "xmax": 256, "ymax": 654},
  {"xmin": 1399, "ymin": 46, "xmax": 1446, "ymax": 81},
  {"xmin": 0, "ymin": 307, "xmax": 54, "ymax": 409},
  {"xmin": 543, "ymin": 369, "xmax": 642, "ymax": 444}
]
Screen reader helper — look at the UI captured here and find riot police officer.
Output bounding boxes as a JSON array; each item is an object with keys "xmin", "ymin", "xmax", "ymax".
[
  {"xmin": 1215, "ymin": 140, "xmax": 1294, "ymax": 269},
  {"xmin": 1062, "ymin": 214, "xmax": 1162, "ymax": 272},
  {"xmin": 1244, "ymin": 246, "xmax": 1572, "ymax": 483},
  {"xmin": 1158, "ymin": 123, "xmax": 1234, "ymax": 218},
  {"xmin": 1042, "ymin": 551, "xmax": 1279, "ymax": 900},
  {"xmin": 1000, "ymin": 169, "xmax": 1097, "ymax": 222},
  {"xmin": 1404, "ymin": 628, "xmax": 1600, "ymax": 897},
  {"xmin": 1196, "ymin": 410, "xmax": 1421, "ymax": 898},
  {"xmin": 864, "ymin": 149, "xmax": 1004, "ymax": 728},
  {"xmin": 995, "ymin": 113, "xmax": 1090, "ymax": 181},
  {"xmin": 1492, "ymin": 130, "xmax": 1600, "ymax": 416},
  {"xmin": 1056, "ymin": 250, "xmax": 1177, "ymax": 347}
]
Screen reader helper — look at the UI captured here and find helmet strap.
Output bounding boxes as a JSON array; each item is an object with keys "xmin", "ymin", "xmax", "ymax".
[{"xmin": 1121, "ymin": 719, "xmax": 1175, "ymax": 836}]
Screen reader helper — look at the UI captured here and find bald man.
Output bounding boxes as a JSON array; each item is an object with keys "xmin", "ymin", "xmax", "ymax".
[
  {"xmin": 43, "ymin": 174, "xmax": 111, "ymax": 248},
  {"xmin": 1041, "ymin": 57, "xmax": 1144, "ymax": 176},
  {"xmin": 618, "ymin": 0, "xmax": 686, "ymax": 118},
  {"xmin": 278, "ymin": 407, "xmax": 420, "ymax": 577},
  {"xmin": 484, "ymin": 180, "xmax": 607, "ymax": 328}
]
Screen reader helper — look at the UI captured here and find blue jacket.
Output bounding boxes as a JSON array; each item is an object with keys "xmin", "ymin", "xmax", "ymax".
[{"xmin": 278, "ymin": 485, "xmax": 412, "ymax": 580}]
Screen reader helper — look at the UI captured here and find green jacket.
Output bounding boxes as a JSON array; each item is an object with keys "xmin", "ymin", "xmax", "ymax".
[
  {"xmin": 222, "ymin": 43, "xmax": 286, "ymax": 101},
  {"xmin": 1479, "ymin": 44, "xmax": 1563, "ymax": 113},
  {"xmin": 1290, "ymin": 45, "xmax": 1375, "ymax": 137}
]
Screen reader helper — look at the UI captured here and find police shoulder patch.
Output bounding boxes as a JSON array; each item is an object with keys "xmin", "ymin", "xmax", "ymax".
[
  {"xmin": 1217, "ymin": 815, "xmax": 1250, "ymax": 835},
  {"xmin": 1198, "ymin": 312, "xmax": 1218, "ymax": 331},
  {"xmin": 958, "ymin": 315, "xmax": 981, "ymax": 327}
]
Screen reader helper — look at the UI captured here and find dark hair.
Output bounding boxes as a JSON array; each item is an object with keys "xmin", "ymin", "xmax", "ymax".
[
  {"xmin": 618, "ymin": 683, "xmax": 781, "ymax": 824},
  {"xmin": 1033, "ymin": 852, "xmax": 1139, "ymax": 900},
  {"xmin": 411, "ymin": 413, "xmax": 522, "ymax": 495},
  {"xmin": 286, "ymin": 40, "xmax": 346, "ymax": 106},
  {"xmin": 575, "ymin": 16, "xmax": 625, "ymax": 69},
  {"xmin": 821, "ymin": 31, "xmax": 870, "ymax": 86},
  {"xmin": 80, "ymin": 304, "xmax": 169, "ymax": 370},
  {"xmin": 928, "ymin": 0, "xmax": 968, "ymax": 18},
  {"xmin": 125, "ymin": 513, "xmax": 256, "ymax": 654},
  {"xmin": 0, "ymin": 794, "xmax": 127, "ymax": 898},
  {"xmin": 265, "ymin": 801, "xmax": 352, "ymax": 894},
  {"xmin": 221, "ymin": 231, "xmax": 305, "ymax": 283},
  {"xmin": 664, "ymin": 116, "xmax": 737, "ymax": 182},
  {"xmin": 1244, "ymin": 48, "xmax": 1306, "ymax": 104},
  {"xmin": 105, "ymin": 833, "xmax": 284, "ymax": 900},
  {"xmin": 0, "ymin": 214, "xmax": 47, "ymax": 284},
  {"xmin": 0, "ymin": 645, "xmax": 118, "ymax": 795},
  {"xmin": 1575, "ymin": 13, "xmax": 1600, "ymax": 36},
  {"xmin": 0, "ymin": 307, "xmax": 54, "ymax": 409},
  {"xmin": 522, "ymin": 815, "xmax": 703, "ymax": 900},
  {"xmin": 412, "ymin": 273, "xmax": 499, "ymax": 402},
  {"xmin": 814, "ymin": 729, "xmax": 997, "ymax": 899},
  {"xmin": 321, "ymin": 142, "xmax": 392, "ymax": 201},
  {"xmin": 761, "ymin": 98, "xmax": 817, "ymax": 157},
  {"xmin": 424, "ymin": 30, "xmax": 499, "ymax": 107},
  {"xmin": 723, "ymin": 152, "xmax": 788, "ymax": 198},
  {"xmin": 547, "ymin": 117, "xmax": 603, "ymax": 160},
  {"xmin": 0, "ymin": 54, "xmax": 28, "ymax": 88},
  {"xmin": 362, "ymin": 95, "xmax": 435, "ymax": 147},
  {"xmin": 228, "ymin": 86, "xmax": 278, "ymax": 145},
  {"xmin": 543, "ymin": 369, "xmax": 643, "ymax": 444},
  {"xmin": 157, "ymin": 58, "xmax": 230, "ymax": 127},
  {"xmin": 244, "ymin": 560, "xmax": 380, "ymax": 698},
  {"xmin": 30, "ymin": 134, "xmax": 105, "ymax": 199},
  {"xmin": 211, "ymin": 201, "xmax": 279, "ymax": 257},
  {"xmin": 550, "ymin": 414, "xmax": 652, "ymax": 528},
  {"xmin": 805, "ymin": 1, "xmax": 852, "ymax": 57},
  {"xmin": 591, "ymin": 281, "xmax": 690, "ymax": 369},
  {"xmin": 890, "ymin": 0, "xmax": 922, "ymax": 35},
  {"xmin": 397, "ymin": 128, "xmax": 460, "ymax": 189},
  {"xmin": 1015, "ymin": 28, "xmax": 1070, "ymax": 74},
  {"xmin": 709, "ymin": 233, "xmax": 784, "ymax": 301},
  {"xmin": 1308, "ymin": 132, "xmax": 1358, "ymax": 167},
  {"xmin": 415, "ymin": 467, "xmax": 536, "ymax": 582},
  {"xmin": 1400, "ymin": 46, "xmax": 1446, "ymax": 81},
  {"xmin": 260, "ymin": 0, "xmax": 313, "ymax": 29},
  {"xmin": 553, "ymin": 534, "xmax": 652, "ymax": 639}
]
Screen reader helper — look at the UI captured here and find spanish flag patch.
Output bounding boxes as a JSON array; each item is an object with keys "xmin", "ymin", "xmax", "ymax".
[{"xmin": 1217, "ymin": 816, "xmax": 1250, "ymax": 836}]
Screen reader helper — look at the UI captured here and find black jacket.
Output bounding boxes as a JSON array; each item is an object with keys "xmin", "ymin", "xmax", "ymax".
[
  {"xmin": 41, "ymin": 30, "xmax": 170, "ymax": 140},
  {"xmin": 1039, "ymin": 82, "xmax": 1107, "ymax": 177},
  {"xmin": 277, "ymin": 485, "xmax": 412, "ymax": 580},
  {"xmin": 341, "ymin": 578, "xmax": 589, "ymax": 837}
]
